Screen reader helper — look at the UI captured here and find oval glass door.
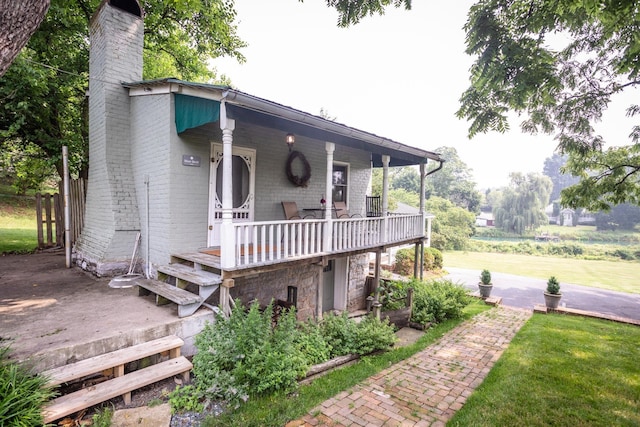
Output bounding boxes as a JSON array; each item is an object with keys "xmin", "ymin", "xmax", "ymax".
[{"xmin": 208, "ymin": 144, "xmax": 255, "ymax": 247}]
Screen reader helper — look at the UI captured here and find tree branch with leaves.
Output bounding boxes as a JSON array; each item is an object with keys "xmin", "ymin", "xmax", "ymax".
[{"xmin": 457, "ymin": 0, "xmax": 640, "ymax": 211}]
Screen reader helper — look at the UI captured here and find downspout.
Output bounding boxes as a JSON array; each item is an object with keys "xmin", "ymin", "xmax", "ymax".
[{"xmin": 425, "ymin": 159, "xmax": 445, "ymax": 177}]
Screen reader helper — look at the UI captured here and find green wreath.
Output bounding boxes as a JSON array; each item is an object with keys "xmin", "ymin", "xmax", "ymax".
[{"xmin": 286, "ymin": 150, "xmax": 311, "ymax": 187}]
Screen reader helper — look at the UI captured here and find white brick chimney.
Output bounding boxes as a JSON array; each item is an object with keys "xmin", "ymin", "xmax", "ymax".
[{"xmin": 74, "ymin": 0, "xmax": 143, "ymax": 276}]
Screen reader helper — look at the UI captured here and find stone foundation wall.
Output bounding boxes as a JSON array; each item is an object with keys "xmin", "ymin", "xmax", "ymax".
[
  {"xmin": 347, "ymin": 254, "xmax": 369, "ymax": 312},
  {"xmin": 230, "ymin": 263, "xmax": 321, "ymax": 321}
]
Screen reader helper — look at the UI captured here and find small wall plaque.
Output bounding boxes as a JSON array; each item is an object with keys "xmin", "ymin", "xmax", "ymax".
[{"xmin": 182, "ymin": 155, "xmax": 201, "ymax": 167}]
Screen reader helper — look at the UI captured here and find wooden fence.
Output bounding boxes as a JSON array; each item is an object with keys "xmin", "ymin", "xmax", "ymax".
[{"xmin": 35, "ymin": 178, "xmax": 87, "ymax": 249}]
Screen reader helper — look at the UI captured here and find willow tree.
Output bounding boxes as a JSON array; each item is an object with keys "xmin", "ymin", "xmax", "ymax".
[{"xmin": 494, "ymin": 172, "xmax": 552, "ymax": 234}]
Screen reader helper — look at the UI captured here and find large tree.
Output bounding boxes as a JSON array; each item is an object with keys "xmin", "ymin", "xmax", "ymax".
[
  {"xmin": 0, "ymin": 0, "xmax": 50, "ymax": 77},
  {"xmin": 427, "ymin": 146, "xmax": 482, "ymax": 213},
  {"xmin": 456, "ymin": 0, "xmax": 640, "ymax": 212},
  {"xmin": 543, "ymin": 153, "xmax": 580, "ymax": 202},
  {"xmin": 0, "ymin": 0, "xmax": 245, "ymax": 179},
  {"xmin": 494, "ymin": 172, "xmax": 552, "ymax": 234}
]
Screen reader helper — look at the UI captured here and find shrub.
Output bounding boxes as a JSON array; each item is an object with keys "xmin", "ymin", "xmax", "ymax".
[
  {"xmin": 319, "ymin": 311, "xmax": 358, "ymax": 358},
  {"xmin": 318, "ymin": 311, "xmax": 397, "ymax": 358},
  {"xmin": 424, "ymin": 247, "xmax": 443, "ymax": 270},
  {"xmin": 546, "ymin": 276, "xmax": 561, "ymax": 294},
  {"xmin": 295, "ymin": 319, "xmax": 331, "ymax": 365},
  {"xmin": 352, "ymin": 315, "xmax": 397, "ymax": 355},
  {"xmin": 378, "ymin": 279, "xmax": 409, "ymax": 312},
  {"xmin": 393, "ymin": 248, "xmax": 414, "ymax": 276},
  {"xmin": 393, "ymin": 247, "xmax": 444, "ymax": 276},
  {"xmin": 0, "ymin": 345, "xmax": 56, "ymax": 426},
  {"xmin": 177, "ymin": 300, "xmax": 308, "ymax": 412},
  {"xmin": 410, "ymin": 279, "xmax": 472, "ymax": 325},
  {"xmin": 479, "ymin": 269, "xmax": 491, "ymax": 285}
]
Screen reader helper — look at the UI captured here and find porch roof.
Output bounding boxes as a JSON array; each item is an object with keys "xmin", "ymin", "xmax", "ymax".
[{"xmin": 123, "ymin": 78, "xmax": 443, "ymax": 167}]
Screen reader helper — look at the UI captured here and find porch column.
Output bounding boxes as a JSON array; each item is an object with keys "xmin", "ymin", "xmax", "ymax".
[
  {"xmin": 419, "ymin": 162, "xmax": 426, "ymax": 280},
  {"xmin": 381, "ymin": 155, "xmax": 390, "ymax": 241},
  {"xmin": 323, "ymin": 142, "xmax": 335, "ymax": 251},
  {"xmin": 419, "ymin": 162, "xmax": 426, "ymax": 214},
  {"xmin": 220, "ymin": 102, "xmax": 236, "ymax": 269}
]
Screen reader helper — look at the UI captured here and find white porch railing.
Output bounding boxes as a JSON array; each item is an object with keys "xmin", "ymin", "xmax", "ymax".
[{"xmin": 227, "ymin": 213, "xmax": 426, "ymax": 268}]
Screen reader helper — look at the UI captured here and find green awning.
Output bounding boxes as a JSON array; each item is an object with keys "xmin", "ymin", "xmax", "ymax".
[{"xmin": 174, "ymin": 94, "xmax": 220, "ymax": 133}]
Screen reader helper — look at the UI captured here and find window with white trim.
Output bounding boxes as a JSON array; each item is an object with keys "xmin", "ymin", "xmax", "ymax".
[{"xmin": 332, "ymin": 163, "xmax": 349, "ymax": 203}]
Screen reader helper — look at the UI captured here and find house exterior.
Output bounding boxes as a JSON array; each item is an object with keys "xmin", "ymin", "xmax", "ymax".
[
  {"xmin": 475, "ymin": 211, "xmax": 494, "ymax": 227},
  {"xmin": 74, "ymin": 0, "xmax": 443, "ymax": 320}
]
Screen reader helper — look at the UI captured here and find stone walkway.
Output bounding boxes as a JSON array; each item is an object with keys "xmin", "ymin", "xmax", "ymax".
[{"xmin": 288, "ymin": 306, "xmax": 532, "ymax": 427}]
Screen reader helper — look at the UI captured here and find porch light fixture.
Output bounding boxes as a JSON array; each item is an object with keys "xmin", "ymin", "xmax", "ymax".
[{"xmin": 285, "ymin": 133, "xmax": 295, "ymax": 151}]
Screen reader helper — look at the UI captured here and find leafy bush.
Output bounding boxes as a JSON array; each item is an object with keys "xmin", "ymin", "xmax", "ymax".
[
  {"xmin": 317, "ymin": 311, "xmax": 397, "ymax": 358},
  {"xmin": 393, "ymin": 246, "xmax": 444, "ymax": 276},
  {"xmin": 352, "ymin": 316, "xmax": 397, "ymax": 355},
  {"xmin": 410, "ymin": 279, "xmax": 472, "ymax": 325},
  {"xmin": 176, "ymin": 300, "xmax": 308, "ymax": 412},
  {"xmin": 319, "ymin": 311, "xmax": 358, "ymax": 358},
  {"xmin": 0, "ymin": 346, "xmax": 56, "ymax": 426},
  {"xmin": 295, "ymin": 319, "xmax": 331, "ymax": 365},
  {"xmin": 172, "ymin": 299, "xmax": 401, "ymax": 413},
  {"xmin": 424, "ymin": 247, "xmax": 443, "ymax": 270},
  {"xmin": 377, "ymin": 279, "xmax": 409, "ymax": 312}
]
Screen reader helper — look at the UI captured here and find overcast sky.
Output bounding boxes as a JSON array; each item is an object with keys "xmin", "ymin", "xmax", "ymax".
[{"xmin": 212, "ymin": 0, "xmax": 634, "ymax": 189}]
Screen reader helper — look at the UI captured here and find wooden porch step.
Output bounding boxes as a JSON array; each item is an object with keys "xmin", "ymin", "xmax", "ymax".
[
  {"xmin": 171, "ymin": 252, "xmax": 220, "ymax": 271},
  {"xmin": 43, "ymin": 356, "xmax": 192, "ymax": 423},
  {"xmin": 157, "ymin": 263, "xmax": 222, "ymax": 287},
  {"xmin": 41, "ymin": 335, "xmax": 186, "ymax": 386},
  {"xmin": 134, "ymin": 278, "xmax": 206, "ymax": 317}
]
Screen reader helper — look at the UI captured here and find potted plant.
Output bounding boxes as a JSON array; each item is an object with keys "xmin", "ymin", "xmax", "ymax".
[
  {"xmin": 544, "ymin": 276, "xmax": 562, "ymax": 309},
  {"xmin": 478, "ymin": 269, "xmax": 493, "ymax": 298}
]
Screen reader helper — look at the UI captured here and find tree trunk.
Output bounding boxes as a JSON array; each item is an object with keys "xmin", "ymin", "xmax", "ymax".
[{"xmin": 0, "ymin": 0, "xmax": 50, "ymax": 77}]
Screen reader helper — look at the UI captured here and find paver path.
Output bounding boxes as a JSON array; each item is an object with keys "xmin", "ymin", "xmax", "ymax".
[{"xmin": 289, "ymin": 306, "xmax": 532, "ymax": 427}]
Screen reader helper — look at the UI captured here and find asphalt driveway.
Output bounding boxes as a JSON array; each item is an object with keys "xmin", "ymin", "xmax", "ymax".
[{"xmin": 444, "ymin": 267, "xmax": 640, "ymax": 321}]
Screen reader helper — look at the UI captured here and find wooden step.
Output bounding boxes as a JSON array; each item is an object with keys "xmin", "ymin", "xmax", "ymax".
[
  {"xmin": 41, "ymin": 335, "xmax": 185, "ymax": 386},
  {"xmin": 172, "ymin": 252, "xmax": 220, "ymax": 271},
  {"xmin": 134, "ymin": 278, "xmax": 206, "ymax": 317},
  {"xmin": 42, "ymin": 356, "xmax": 192, "ymax": 423},
  {"xmin": 157, "ymin": 263, "xmax": 222, "ymax": 287}
]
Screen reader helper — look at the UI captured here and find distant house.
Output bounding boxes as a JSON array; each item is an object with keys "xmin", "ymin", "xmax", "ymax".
[
  {"xmin": 73, "ymin": 0, "xmax": 444, "ymax": 320},
  {"xmin": 475, "ymin": 211, "xmax": 494, "ymax": 227}
]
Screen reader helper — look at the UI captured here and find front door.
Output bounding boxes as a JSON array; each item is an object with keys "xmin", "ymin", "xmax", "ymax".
[{"xmin": 208, "ymin": 143, "xmax": 256, "ymax": 247}]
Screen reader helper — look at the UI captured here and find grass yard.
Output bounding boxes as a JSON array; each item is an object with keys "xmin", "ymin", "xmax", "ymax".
[
  {"xmin": 448, "ymin": 314, "xmax": 640, "ymax": 427},
  {"xmin": 444, "ymin": 251, "xmax": 640, "ymax": 294},
  {"xmin": 0, "ymin": 193, "xmax": 38, "ymax": 254}
]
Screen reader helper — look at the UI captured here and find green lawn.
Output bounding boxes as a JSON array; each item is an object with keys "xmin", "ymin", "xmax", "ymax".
[
  {"xmin": 444, "ymin": 251, "xmax": 640, "ymax": 294},
  {"xmin": 0, "ymin": 198, "xmax": 38, "ymax": 254},
  {"xmin": 448, "ymin": 314, "xmax": 640, "ymax": 427}
]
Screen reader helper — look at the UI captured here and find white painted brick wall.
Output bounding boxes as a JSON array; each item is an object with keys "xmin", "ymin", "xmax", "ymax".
[{"xmin": 74, "ymin": 3, "xmax": 143, "ymax": 275}]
